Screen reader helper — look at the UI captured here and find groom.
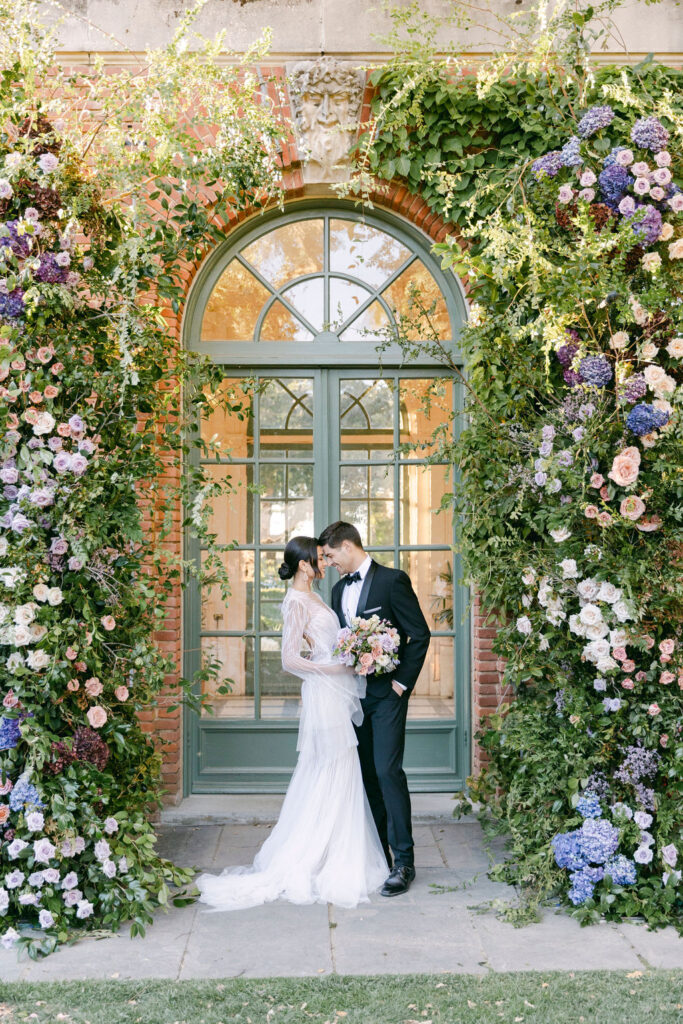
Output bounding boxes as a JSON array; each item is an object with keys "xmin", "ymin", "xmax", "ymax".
[{"xmin": 319, "ymin": 521, "xmax": 431, "ymax": 897}]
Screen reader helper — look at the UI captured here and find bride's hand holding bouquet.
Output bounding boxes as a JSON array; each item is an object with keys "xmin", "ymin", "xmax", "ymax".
[{"xmin": 333, "ymin": 615, "xmax": 400, "ymax": 677}]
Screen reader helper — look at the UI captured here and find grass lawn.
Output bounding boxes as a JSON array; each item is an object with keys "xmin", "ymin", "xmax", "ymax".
[{"xmin": 0, "ymin": 972, "xmax": 682, "ymax": 1024}]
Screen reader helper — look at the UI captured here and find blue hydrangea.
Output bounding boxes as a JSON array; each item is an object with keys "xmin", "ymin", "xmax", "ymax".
[
  {"xmin": 604, "ymin": 854, "xmax": 637, "ymax": 886},
  {"xmin": 568, "ymin": 870, "xmax": 596, "ymax": 905},
  {"xmin": 626, "ymin": 403, "xmax": 670, "ymax": 436},
  {"xmin": 602, "ymin": 146, "xmax": 627, "ymax": 168},
  {"xmin": 552, "ymin": 830, "xmax": 587, "ymax": 871},
  {"xmin": 577, "ymin": 105, "xmax": 615, "ymax": 139},
  {"xmin": 579, "ymin": 356, "xmax": 613, "ymax": 388},
  {"xmin": 626, "ymin": 204, "xmax": 663, "ymax": 245},
  {"xmin": 8, "ymin": 772, "xmax": 44, "ymax": 812},
  {"xmin": 0, "ymin": 288, "xmax": 25, "ymax": 320},
  {"xmin": 0, "ymin": 716, "xmax": 21, "ymax": 750},
  {"xmin": 576, "ymin": 792, "xmax": 602, "ymax": 819},
  {"xmin": 577, "ymin": 818, "xmax": 620, "ymax": 864},
  {"xmin": 560, "ymin": 135, "xmax": 583, "ymax": 168},
  {"xmin": 598, "ymin": 164, "xmax": 631, "ymax": 207},
  {"xmin": 631, "ymin": 117, "xmax": 669, "ymax": 153},
  {"xmin": 531, "ymin": 150, "xmax": 564, "ymax": 179}
]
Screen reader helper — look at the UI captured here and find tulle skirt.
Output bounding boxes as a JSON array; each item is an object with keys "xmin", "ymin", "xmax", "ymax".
[{"xmin": 196, "ymin": 690, "xmax": 388, "ymax": 911}]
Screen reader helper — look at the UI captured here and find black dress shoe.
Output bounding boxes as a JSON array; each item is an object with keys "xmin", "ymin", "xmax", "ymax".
[{"xmin": 380, "ymin": 865, "xmax": 416, "ymax": 897}]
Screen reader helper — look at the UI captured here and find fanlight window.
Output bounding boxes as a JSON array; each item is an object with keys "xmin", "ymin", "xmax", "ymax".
[{"xmin": 200, "ymin": 216, "xmax": 452, "ymax": 343}]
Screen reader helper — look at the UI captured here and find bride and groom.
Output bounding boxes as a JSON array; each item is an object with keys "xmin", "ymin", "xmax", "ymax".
[{"xmin": 197, "ymin": 521, "xmax": 431, "ymax": 911}]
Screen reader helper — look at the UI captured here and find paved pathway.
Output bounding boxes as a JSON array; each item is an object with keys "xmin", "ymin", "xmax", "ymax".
[{"xmin": 1, "ymin": 814, "xmax": 682, "ymax": 980}]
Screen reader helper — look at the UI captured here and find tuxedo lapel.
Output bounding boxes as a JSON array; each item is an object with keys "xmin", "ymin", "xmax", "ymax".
[
  {"xmin": 356, "ymin": 560, "xmax": 378, "ymax": 618},
  {"xmin": 331, "ymin": 581, "xmax": 344, "ymax": 626}
]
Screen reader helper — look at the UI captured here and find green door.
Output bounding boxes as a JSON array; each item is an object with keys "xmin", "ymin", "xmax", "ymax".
[{"xmin": 183, "ymin": 203, "xmax": 470, "ymax": 794}]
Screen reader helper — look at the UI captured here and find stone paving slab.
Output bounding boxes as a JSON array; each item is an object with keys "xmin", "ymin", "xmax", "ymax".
[{"xmin": 1, "ymin": 820, "xmax": 682, "ymax": 980}]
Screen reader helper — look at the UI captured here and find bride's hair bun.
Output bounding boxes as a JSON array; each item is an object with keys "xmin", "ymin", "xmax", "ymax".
[
  {"xmin": 278, "ymin": 561, "xmax": 294, "ymax": 581},
  {"xmin": 279, "ymin": 536, "xmax": 322, "ymax": 583}
]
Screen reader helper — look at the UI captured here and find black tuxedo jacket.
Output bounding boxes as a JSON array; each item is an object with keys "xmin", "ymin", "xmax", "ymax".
[{"xmin": 331, "ymin": 560, "xmax": 431, "ymax": 697}]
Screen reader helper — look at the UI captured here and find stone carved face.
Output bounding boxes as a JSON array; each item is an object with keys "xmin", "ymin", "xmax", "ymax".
[{"xmin": 289, "ymin": 58, "xmax": 364, "ymax": 183}]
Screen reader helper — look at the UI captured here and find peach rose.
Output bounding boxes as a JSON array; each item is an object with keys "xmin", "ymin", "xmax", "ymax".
[
  {"xmin": 29, "ymin": 391, "xmax": 43, "ymax": 404},
  {"xmin": 44, "ymin": 385, "xmax": 59, "ymax": 399},
  {"xmin": 65, "ymin": 646, "xmax": 77, "ymax": 660},
  {"xmin": 659, "ymin": 223, "xmax": 674, "ymax": 241},
  {"xmin": 74, "ymin": 661, "xmax": 87, "ymax": 672},
  {"xmin": 36, "ymin": 347, "xmax": 52, "ymax": 363},
  {"xmin": 608, "ymin": 447, "xmax": 640, "ymax": 487},
  {"xmin": 85, "ymin": 677, "xmax": 103, "ymax": 697},
  {"xmin": 589, "ymin": 473, "xmax": 604, "ymax": 488},
  {"xmin": 597, "ymin": 511, "xmax": 613, "ymax": 527},
  {"xmin": 359, "ymin": 652, "xmax": 374, "ymax": 668},
  {"xmin": 660, "ymin": 734, "xmax": 669, "ymax": 747},
  {"xmin": 114, "ymin": 686, "xmax": 129, "ymax": 702},
  {"xmin": 660, "ymin": 671, "xmax": 675, "ymax": 685},
  {"xmin": 0, "ymin": 805, "xmax": 9, "ymax": 826},
  {"xmin": 101, "ymin": 615, "xmax": 116, "ymax": 631},
  {"xmin": 621, "ymin": 678, "xmax": 634, "ymax": 690},
  {"xmin": 636, "ymin": 515, "xmax": 662, "ymax": 532},
  {"xmin": 51, "ymin": 362, "xmax": 64, "ymax": 376},
  {"xmin": 668, "ymin": 238, "xmax": 683, "ymax": 259},
  {"xmin": 585, "ymin": 505, "xmax": 599, "ymax": 519},
  {"xmin": 86, "ymin": 705, "xmax": 107, "ymax": 729},
  {"xmin": 666, "ymin": 336, "xmax": 683, "ymax": 359},
  {"xmin": 640, "ymin": 342, "xmax": 659, "ymax": 361},
  {"xmin": 620, "ymin": 495, "xmax": 646, "ymax": 521},
  {"xmin": 643, "ymin": 635, "xmax": 655, "ymax": 650},
  {"xmin": 67, "ymin": 679, "xmax": 79, "ymax": 692},
  {"xmin": 57, "ymin": 423, "xmax": 71, "ymax": 437},
  {"xmin": 648, "ymin": 703, "xmax": 661, "ymax": 716},
  {"xmin": 612, "ymin": 647, "xmax": 627, "ymax": 662},
  {"xmin": 660, "ymin": 638, "xmax": 676, "ymax": 656},
  {"xmin": 644, "ymin": 364, "xmax": 676, "ymax": 397},
  {"xmin": 622, "ymin": 659, "xmax": 636, "ymax": 673}
]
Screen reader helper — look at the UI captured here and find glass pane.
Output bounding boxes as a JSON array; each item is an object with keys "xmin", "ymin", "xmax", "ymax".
[
  {"xmin": 260, "ymin": 301, "xmax": 314, "ymax": 342},
  {"xmin": 339, "ymin": 301, "xmax": 390, "ymax": 341},
  {"xmin": 201, "ymin": 550, "xmax": 255, "ymax": 632},
  {"xmin": 282, "ymin": 279, "xmax": 324, "ymax": 332},
  {"xmin": 340, "ymin": 464, "xmax": 394, "ymax": 547},
  {"xmin": 260, "ymin": 637, "xmax": 302, "ymax": 719},
  {"xmin": 201, "ymin": 378, "xmax": 254, "ymax": 458},
  {"xmin": 382, "ymin": 262, "xmax": 450, "ymax": 340},
  {"xmin": 200, "ymin": 636, "xmax": 254, "ymax": 718},
  {"xmin": 400, "ymin": 465, "xmax": 453, "ymax": 546},
  {"xmin": 260, "ymin": 550, "xmax": 287, "ymax": 631},
  {"xmin": 259, "ymin": 378, "xmax": 314, "ymax": 459},
  {"xmin": 260, "ymin": 465, "xmax": 314, "ymax": 546},
  {"xmin": 367, "ymin": 549, "xmax": 395, "ymax": 569},
  {"xmin": 204, "ymin": 464, "xmax": 254, "ymax": 546},
  {"xmin": 201, "ymin": 260, "xmax": 270, "ymax": 341},
  {"xmin": 399, "ymin": 378, "xmax": 453, "ymax": 457},
  {"xmin": 329, "ymin": 219, "xmax": 411, "ymax": 290},
  {"xmin": 407, "ymin": 638, "xmax": 455, "ymax": 720},
  {"xmin": 340, "ymin": 378, "xmax": 394, "ymax": 459},
  {"xmin": 400, "ymin": 550, "xmax": 454, "ymax": 633},
  {"xmin": 329, "ymin": 277, "xmax": 372, "ymax": 330},
  {"xmin": 242, "ymin": 220, "xmax": 324, "ymax": 290}
]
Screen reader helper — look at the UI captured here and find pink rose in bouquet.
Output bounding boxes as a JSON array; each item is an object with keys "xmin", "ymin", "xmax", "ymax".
[{"xmin": 333, "ymin": 614, "xmax": 400, "ymax": 677}]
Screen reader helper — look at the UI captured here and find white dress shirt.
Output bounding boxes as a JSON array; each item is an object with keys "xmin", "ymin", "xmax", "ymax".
[{"xmin": 342, "ymin": 555, "xmax": 406, "ymax": 691}]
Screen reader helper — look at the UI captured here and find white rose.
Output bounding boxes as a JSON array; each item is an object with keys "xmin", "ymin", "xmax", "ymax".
[
  {"xmin": 546, "ymin": 605, "xmax": 566, "ymax": 626},
  {"xmin": 12, "ymin": 624, "xmax": 31, "ymax": 646},
  {"xmin": 521, "ymin": 594, "xmax": 532, "ymax": 608},
  {"xmin": 579, "ymin": 603, "xmax": 603, "ymax": 627},
  {"xmin": 32, "ymin": 584, "xmax": 49, "ymax": 602},
  {"xmin": 33, "ymin": 411, "xmax": 56, "ymax": 437},
  {"xmin": 613, "ymin": 600, "xmax": 634, "ymax": 622},
  {"xmin": 583, "ymin": 638, "xmax": 610, "ymax": 664},
  {"xmin": 516, "ymin": 615, "xmax": 532, "ymax": 636},
  {"xmin": 640, "ymin": 342, "xmax": 659, "ymax": 361},
  {"xmin": 585, "ymin": 621, "xmax": 610, "ymax": 640},
  {"xmin": 609, "ymin": 331, "xmax": 629, "ymax": 351},
  {"xmin": 27, "ymin": 649, "xmax": 50, "ymax": 670},
  {"xmin": 46, "ymin": 587, "xmax": 63, "ymax": 606},
  {"xmin": 560, "ymin": 558, "xmax": 578, "ymax": 579},
  {"xmin": 549, "ymin": 527, "xmax": 572, "ymax": 542},
  {"xmin": 0, "ymin": 605, "xmax": 7, "ymax": 626},
  {"xmin": 644, "ymin": 364, "xmax": 676, "ymax": 397},
  {"xmin": 521, "ymin": 567, "xmax": 536, "ymax": 586},
  {"xmin": 13, "ymin": 603, "xmax": 37, "ymax": 627},
  {"xmin": 597, "ymin": 656, "xmax": 618, "ymax": 673},
  {"xmin": 577, "ymin": 578, "xmax": 600, "ymax": 601},
  {"xmin": 596, "ymin": 582, "xmax": 621, "ymax": 604},
  {"xmin": 6, "ymin": 652, "xmax": 24, "ymax": 671},
  {"xmin": 666, "ymin": 337, "xmax": 683, "ymax": 359},
  {"xmin": 537, "ymin": 577, "xmax": 552, "ymax": 608},
  {"xmin": 569, "ymin": 614, "xmax": 587, "ymax": 637},
  {"xmin": 29, "ymin": 623, "xmax": 47, "ymax": 641},
  {"xmin": 609, "ymin": 629, "xmax": 629, "ymax": 648},
  {"xmin": 538, "ymin": 636, "xmax": 550, "ymax": 651},
  {"xmin": 0, "ymin": 538, "xmax": 7, "ymax": 557}
]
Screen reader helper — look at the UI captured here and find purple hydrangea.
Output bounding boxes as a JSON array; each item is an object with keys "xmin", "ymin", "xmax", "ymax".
[
  {"xmin": 8, "ymin": 773, "xmax": 43, "ymax": 811},
  {"xmin": 552, "ymin": 831, "xmax": 587, "ymax": 871},
  {"xmin": 560, "ymin": 135, "xmax": 583, "ymax": 168},
  {"xmin": 577, "ymin": 105, "xmax": 615, "ymax": 139},
  {"xmin": 604, "ymin": 855, "xmax": 637, "ymax": 886},
  {"xmin": 619, "ymin": 375, "xmax": 647, "ymax": 404},
  {"xmin": 532, "ymin": 150, "xmax": 564, "ymax": 179},
  {"xmin": 0, "ymin": 716, "xmax": 21, "ymax": 751},
  {"xmin": 34, "ymin": 254, "xmax": 69, "ymax": 284},
  {"xmin": 577, "ymin": 818, "xmax": 620, "ymax": 863},
  {"xmin": 626, "ymin": 204, "xmax": 662, "ymax": 245},
  {"xmin": 563, "ymin": 368, "xmax": 584, "ymax": 387},
  {"xmin": 631, "ymin": 117, "xmax": 669, "ymax": 153},
  {"xmin": 1, "ymin": 221, "xmax": 32, "ymax": 257},
  {"xmin": 0, "ymin": 288, "xmax": 25, "ymax": 319},
  {"xmin": 598, "ymin": 164, "xmax": 631, "ymax": 208},
  {"xmin": 568, "ymin": 869, "xmax": 597, "ymax": 905},
  {"xmin": 576, "ymin": 792, "xmax": 602, "ymax": 819},
  {"xmin": 556, "ymin": 342, "xmax": 579, "ymax": 368},
  {"xmin": 578, "ymin": 356, "xmax": 613, "ymax": 388},
  {"xmin": 626, "ymin": 402, "xmax": 670, "ymax": 436}
]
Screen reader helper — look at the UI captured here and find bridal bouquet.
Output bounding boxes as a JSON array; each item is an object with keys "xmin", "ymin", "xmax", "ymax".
[{"xmin": 333, "ymin": 615, "xmax": 401, "ymax": 676}]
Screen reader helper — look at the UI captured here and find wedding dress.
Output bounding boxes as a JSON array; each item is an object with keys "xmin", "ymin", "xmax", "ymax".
[{"xmin": 196, "ymin": 588, "xmax": 388, "ymax": 911}]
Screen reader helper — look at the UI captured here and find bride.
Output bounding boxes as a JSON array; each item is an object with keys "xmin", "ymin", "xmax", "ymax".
[{"xmin": 196, "ymin": 536, "xmax": 388, "ymax": 911}]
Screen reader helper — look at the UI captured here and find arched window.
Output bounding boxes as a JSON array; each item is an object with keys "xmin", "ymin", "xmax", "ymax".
[{"xmin": 184, "ymin": 202, "xmax": 470, "ymax": 795}]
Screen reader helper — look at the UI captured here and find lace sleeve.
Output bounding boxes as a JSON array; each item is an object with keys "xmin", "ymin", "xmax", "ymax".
[{"xmin": 281, "ymin": 595, "xmax": 315, "ymax": 677}]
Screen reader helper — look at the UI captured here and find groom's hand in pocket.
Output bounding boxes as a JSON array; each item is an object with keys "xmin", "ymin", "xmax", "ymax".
[{"xmin": 391, "ymin": 680, "xmax": 406, "ymax": 697}]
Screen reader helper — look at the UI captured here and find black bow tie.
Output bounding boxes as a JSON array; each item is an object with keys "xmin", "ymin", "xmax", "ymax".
[{"xmin": 344, "ymin": 571, "xmax": 362, "ymax": 586}]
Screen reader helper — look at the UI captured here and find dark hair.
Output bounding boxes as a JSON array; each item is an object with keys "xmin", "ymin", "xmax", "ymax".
[
  {"xmin": 317, "ymin": 521, "xmax": 363, "ymax": 550},
  {"xmin": 278, "ymin": 536, "xmax": 322, "ymax": 581}
]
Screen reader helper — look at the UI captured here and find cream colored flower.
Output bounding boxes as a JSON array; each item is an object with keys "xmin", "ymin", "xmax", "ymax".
[
  {"xmin": 608, "ymin": 446, "xmax": 640, "ymax": 487},
  {"xmin": 642, "ymin": 252, "xmax": 661, "ymax": 273},
  {"xmin": 32, "ymin": 584, "xmax": 49, "ymax": 602},
  {"xmin": 610, "ymin": 331, "xmax": 629, "ymax": 350},
  {"xmin": 640, "ymin": 342, "xmax": 659, "ymax": 361},
  {"xmin": 659, "ymin": 223, "xmax": 674, "ymax": 241},
  {"xmin": 666, "ymin": 336, "xmax": 683, "ymax": 359},
  {"xmin": 644, "ymin": 364, "xmax": 676, "ymax": 397},
  {"xmin": 668, "ymin": 238, "xmax": 683, "ymax": 259}
]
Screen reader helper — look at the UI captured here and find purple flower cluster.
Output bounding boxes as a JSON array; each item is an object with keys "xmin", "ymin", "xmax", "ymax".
[
  {"xmin": 577, "ymin": 105, "xmax": 615, "ymax": 139},
  {"xmin": 556, "ymin": 342, "xmax": 579, "ymax": 368},
  {"xmin": 604, "ymin": 855, "xmax": 637, "ymax": 886},
  {"xmin": 619, "ymin": 375, "xmax": 647, "ymax": 404},
  {"xmin": 631, "ymin": 117, "xmax": 669, "ymax": 153},
  {"xmin": 34, "ymin": 254, "xmax": 69, "ymax": 285},
  {"xmin": 1, "ymin": 220, "xmax": 32, "ymax": 257},
  {"xmin": 568, "ymin": 867, "xmax": 602, "ymax": 905},
  {"xmin": 532, "ymin": 150, "xmax": 564, "ymax": 179},
  {"xmin": 0, "ymin": 288, "xmax": 25, "ymax": 319},
  {"xmin": 626, "ymin": 204, "xmax": 663, "ymax": 245},
  {"xmin": 576, "ymin": 792, "xmax": 602, "ymax": 819},
  {"xmin": 0, "ymin": 716, "xmax": 22, "ymax": 751},
  {"xmin": 614, "ymin": 744, "xmax": 660, "ymax": 786},
  {"xmin": 552, "ymin": 831, "xmax": 586, "ymax": 871},
  {"xmin": 598, "ymin": 164, "xmax": 631, "ymax": 208},
  {"xmin": 578, "ymin": 355, "xmax": 612, "ymax": 387},
  {"xmin": 560, "ymin": 136, "xmax": 583, "ymax": 168},
  {"xmin": 626, "ymin": 402, "xmax": 670, "ymax": 436},
  {"xmin": 8, "ymin": 773, "xmax": 44, "ymax": 812},
  {"xmin": 577, "ymin": 818, "xmax": 620, "ymax": 862}
]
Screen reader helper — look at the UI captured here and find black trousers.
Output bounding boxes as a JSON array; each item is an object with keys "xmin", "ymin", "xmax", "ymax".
[{"xmin": 354, "ymin": 689, "xmax": 414, "ymax": 869}]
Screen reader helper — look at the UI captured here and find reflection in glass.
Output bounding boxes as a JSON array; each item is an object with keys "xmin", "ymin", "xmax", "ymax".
[
  {"xmin": 201, "ymin": 261, "xmax": 270, "ymax": 341},
  {"xmin": 400, "ymin": 465, "xmax": 452, "ymax": 546},
  {"xmin": 259, "ymin": 301, "xmax": 314, "ymax": 342},
  {"xmin": 329, "ymin": 219, "xmax": 411, "ymax": 290},
  {"xmin": 260, "ymin": 550, "xmax": 287, "ymax": 631},
  {"xmin": 282, "ymin": 279, "xmax": 324, "ymax": 332},
  {"xmin": 341, "ymin": 464, "xmax": 394, "ymax": 547},
  {"xmin": 242, "ymin": 219, "xmax": 324, "ymax": 289},
  {"xmin": 400, "ymin": 549, "xmax": 454, "ymax": 633},
  {"xmin": 399, "ymin": 378, "xmax": 453, "ymax": 456},
  {"xmin": 200, "ymin": 636, "xmax": 254, "ymax": 718},
  {"xmin": 201, "ymin": 550, "xmax": 255, "ymax": 632},
  {"xmin": 366, "ymin": 549, "xmax": 395, "ymax": 569},
  {"xmin": 329, "ymin": 277, "xmax": 372, "ymax": 330},
  {"xmin": 260, "ymin": 463, "xmax": 314, "ymax": 545},
  {"xmin": 201, "ymin": 379, "xmax": 254, "ymax": 458},
  {"xmin": 261, "ymin": 637, "xmax": 302, "ymax": 719},
  {"xmin": 259, "ymin": 378, "xmax": 314, "ymax": 459},
  {"xmin": 339, "ymin": 301, "xmax": 390, "ymax": 341},
  {"xmin": 383, "ymin": 262, "xmax": 450, "ymax": 339},
  {"xmin": 203, "ymin": 463, "xmax": 253, "ymax": 546},
  {"xmin": 407, "ymin": 640, "xmax": 455, "ymax": 719},
  {"xmin": 340, "ymin": 378, "xmax": 394, "ymax": 459}
]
